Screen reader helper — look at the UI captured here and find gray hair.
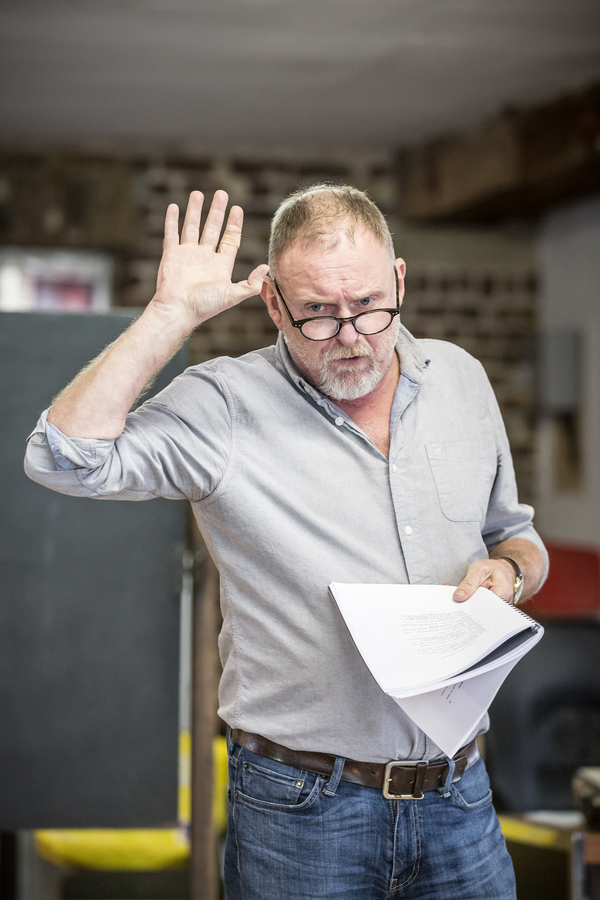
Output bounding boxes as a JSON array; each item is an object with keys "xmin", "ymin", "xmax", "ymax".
[{"xmin": 268, "ymin": 183, "xmax": 395, "ymax": 275}]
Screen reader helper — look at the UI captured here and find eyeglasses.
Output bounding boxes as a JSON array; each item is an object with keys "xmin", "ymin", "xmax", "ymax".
[{"xmin": 271, "ymin": 267, "xmax": 400, "ymax": 342}]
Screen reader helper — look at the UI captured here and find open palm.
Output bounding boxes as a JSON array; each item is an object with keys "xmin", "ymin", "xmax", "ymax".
[{"xmin": 155, "ymin": 190, "xmax": 268, "ymax": 325}]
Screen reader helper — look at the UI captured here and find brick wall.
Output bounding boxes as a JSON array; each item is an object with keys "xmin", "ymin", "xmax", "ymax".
[{"xmin": 0, "ymin": 144, "xmax": 537, "ymax": 501}]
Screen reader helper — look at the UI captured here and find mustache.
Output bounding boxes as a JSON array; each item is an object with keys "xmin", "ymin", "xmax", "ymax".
[{"xmin": 323, "ymin": 340, "xmax": 375, "ymax": 362}]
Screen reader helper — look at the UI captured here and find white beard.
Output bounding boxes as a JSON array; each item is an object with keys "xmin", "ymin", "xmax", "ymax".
[{"xmin": 284, "ymin": 319, "xmax": 399, "ymax": 401}]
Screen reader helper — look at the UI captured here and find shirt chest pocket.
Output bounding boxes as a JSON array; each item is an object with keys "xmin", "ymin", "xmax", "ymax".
[{"xmin": 426, "ymin": 439, "xmax": 496, "ymax": 522}]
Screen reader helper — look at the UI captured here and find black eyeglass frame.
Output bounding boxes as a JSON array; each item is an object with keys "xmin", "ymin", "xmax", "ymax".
[{"xmin": 270, "ymin": 266, "xmax": 400, "ymax": 341}]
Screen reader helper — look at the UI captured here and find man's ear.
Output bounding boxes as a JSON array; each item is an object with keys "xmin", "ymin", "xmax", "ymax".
[
  {"xmin": 395, "ymin": 258, "xmax": 407, "ymax": 308},
  {"xmin": 261, "ymin": 276, "xmax": 284, "ymax": 331}
]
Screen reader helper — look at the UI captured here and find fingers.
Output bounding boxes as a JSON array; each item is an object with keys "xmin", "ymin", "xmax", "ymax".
[
  {"xmin": 453, "ymin": 559, "xmax": 493, "ymax": 602},
  {"xmin": 453, "ymin": 559, "xmax": 513, "ymax": 603},
  {"xmin": 164, "ymin": 192, "xmax": 205, "ymax": 249},
  {"xmin": 218, "ymin": 205, "xmax": 244, "ymax": 259},
  {"xmin": 453, "ymin": 580, "xmax": 477, "ymax": 603},
  {"xmin": 230, "ymin": 265, "xmax": 270, "ymax": 303},
  {"xmin": 181, "ymin": 191, "xmax": 204, "ymax": 245},
  {"xmin": 247, "ymin": 264, "xmax": 271, "ymax": 293},
  {"xmin": 199, "ymin": 189, "xmax": 230, "ymax": 249},
  {"xmin": 163, "ymin": 203, "xmax": 181, "ymax": 250},
  {"xmin": 165, "ymin": 191, "xmax": 244, "ymax": 259}
]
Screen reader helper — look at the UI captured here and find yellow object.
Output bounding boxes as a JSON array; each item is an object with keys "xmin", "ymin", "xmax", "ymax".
[
  {"xmin": 499, "ymin": 816, "xmax": 561, "ymax": 848},
  {"xmin": 178, "ymin": 729, "xmax": 192, "ymax": 826},
  {"xmin": 213, "ymin": 734, "xmax": 229, "ymax": 835},
  {"xmin": 35, "ymin": 828, "xmax": 189, "ymax": 870},
  {"xmin": 35, "ymin": 733, "xmax": 229, "ymax": 870}
]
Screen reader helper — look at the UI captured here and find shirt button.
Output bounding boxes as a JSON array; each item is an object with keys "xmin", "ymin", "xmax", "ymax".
[
  {"xmin": 392, "ymin": 464, "xmax": 398, "ymax": 473},
  {"xmin": 404, "ymin": 526, "xmax": 413, "ymax": 535},
  {"xmin": 335, "ymin": 417, "xmax": 344, "ymax": 426}
]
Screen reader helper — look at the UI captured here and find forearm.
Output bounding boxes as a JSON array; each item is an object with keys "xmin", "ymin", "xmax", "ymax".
[
  {"xmin": 47, "ymin": 191, "xmax": 268, "ymax": 440},
  {"xmin": 47, "ymin": 302, "xmax": 196, "ymax": 439},
  {"xmin": 489, "ymin": 536, "xmax": 547, "ymax": 602}
]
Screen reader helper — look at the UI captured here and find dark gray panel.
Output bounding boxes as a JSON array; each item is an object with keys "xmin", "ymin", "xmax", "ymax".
[{"xmin": 0, "ymin": 311, "xmax": 188, "ymax": 827}]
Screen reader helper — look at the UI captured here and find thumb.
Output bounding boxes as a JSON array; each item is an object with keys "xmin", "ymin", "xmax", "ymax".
[
  {"xmin": 453, "ymin": 574, "xmax": 480, "ymax": 602},
  {"xmin": 245, "ymin": 265, "xmax": 270, "ymax": 296},
  {"xmin": 227, "ymin": 265, "xmax": 269, "ymax": 306}
]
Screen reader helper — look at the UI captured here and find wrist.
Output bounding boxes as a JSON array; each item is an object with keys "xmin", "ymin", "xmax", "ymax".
[
  {"xmin": 498, "ymin": 557, "xmax": 525, "ymax": 605},
  {"xmin": 142, "ymin": 296, "xmax": 200, "ymax": 341}
]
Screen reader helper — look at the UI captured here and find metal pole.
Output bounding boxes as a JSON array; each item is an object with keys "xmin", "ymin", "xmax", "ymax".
[
  {"xmin": 571, "ymin": 831, "xmax": 586, "ymax": 900},
  {"xmin": 190, "ymin": 547, "xmax": 220, "ymax": 900}
]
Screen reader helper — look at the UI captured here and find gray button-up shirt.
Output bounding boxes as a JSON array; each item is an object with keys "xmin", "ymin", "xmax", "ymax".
[{"xmin": 25, "ymin": 325, "xmax": 547, "ymax": 762}]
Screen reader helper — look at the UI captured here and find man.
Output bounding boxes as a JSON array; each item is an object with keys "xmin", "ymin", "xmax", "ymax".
[{"xmin": 26, "ymin": 185, "xmax": 547, "ymax": 900}]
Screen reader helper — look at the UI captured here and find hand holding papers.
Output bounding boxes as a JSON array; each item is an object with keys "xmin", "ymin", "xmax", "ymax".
[{"xmin": 329, "ymin": 583, "xmax": 543, "ymax": 756}]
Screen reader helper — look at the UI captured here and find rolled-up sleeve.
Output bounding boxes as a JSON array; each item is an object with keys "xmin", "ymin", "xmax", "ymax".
[{"xmin": 24, "ymin": 366, "xmax": 233, "ymax": 503}]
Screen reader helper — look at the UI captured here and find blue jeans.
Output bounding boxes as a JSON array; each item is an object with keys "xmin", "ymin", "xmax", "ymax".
[{"xmin": 224, "ymin": 735, "xmax": 516, "ymax": 900}]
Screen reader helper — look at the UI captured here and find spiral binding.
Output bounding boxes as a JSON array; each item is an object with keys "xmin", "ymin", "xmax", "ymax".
[{"xmin": 512, "ymin": 602, "xmax": 541, "ymax": 629}]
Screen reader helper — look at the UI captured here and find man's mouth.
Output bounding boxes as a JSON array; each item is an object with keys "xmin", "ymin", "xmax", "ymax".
[{"xmin": 325, "ymin": 344, "xmax": 374, "ymax": 365}]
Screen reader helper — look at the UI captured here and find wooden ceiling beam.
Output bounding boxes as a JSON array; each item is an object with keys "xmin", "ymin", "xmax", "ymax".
[{"xmin": 400, "ymin": 83, "xmax": 600, "ymax": 222}]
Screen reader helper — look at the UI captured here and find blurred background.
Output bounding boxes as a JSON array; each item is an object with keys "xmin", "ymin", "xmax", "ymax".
[{"xmin": 1, "ymin": 1, "xmax": 600, "ymax": 898}]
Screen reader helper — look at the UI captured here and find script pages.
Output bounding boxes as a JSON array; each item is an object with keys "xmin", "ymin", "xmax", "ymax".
[{"xmin": 329, "ymin": 583, "xmax": 544, "ymax": 756}]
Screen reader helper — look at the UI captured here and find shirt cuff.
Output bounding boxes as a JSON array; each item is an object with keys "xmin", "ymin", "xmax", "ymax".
[{"xmin": 32, "ymin": 410, "xmax": 116, "ymax": 471}]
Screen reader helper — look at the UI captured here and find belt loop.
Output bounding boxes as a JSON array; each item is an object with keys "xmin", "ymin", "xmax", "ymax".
[
  {"xmin": 226, "ymin": 725, "xmax": 243, "ymax": 766},
  {"xmin": 323, "ymin": 755, "xmax": 346, "ymax": 796},
  {"xmin": 439, "ymin": 756, "xmax": 456, "ymax": 798}
]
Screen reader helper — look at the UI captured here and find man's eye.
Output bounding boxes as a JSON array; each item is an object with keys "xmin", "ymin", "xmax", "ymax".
[
  {"xmin": 309, "ymin": 304, "xmax": 326, "ymax": 314},
  {"xmin": 358, "ymin": 297, "xmax": 374, "ymax": 308}
]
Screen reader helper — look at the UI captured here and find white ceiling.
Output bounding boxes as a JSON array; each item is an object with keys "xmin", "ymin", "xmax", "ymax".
[{"xmin": 1, "ymin": 0, "xmax": 600, "ymax": 150}]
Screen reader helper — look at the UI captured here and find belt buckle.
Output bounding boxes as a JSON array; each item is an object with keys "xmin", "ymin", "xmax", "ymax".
[{"xmin": 383, "ymin": 759, "xmax": 427, "ymax": 800}]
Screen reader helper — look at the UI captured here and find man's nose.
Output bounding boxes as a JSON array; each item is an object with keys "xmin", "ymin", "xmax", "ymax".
[{"xmin": 336, "ymin": 319, "xmax": 360, "ymax": 346}]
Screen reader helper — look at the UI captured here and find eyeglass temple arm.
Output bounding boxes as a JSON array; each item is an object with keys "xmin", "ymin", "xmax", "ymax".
[{"xmin": 271, "ymin": 277, "xmax": 302, "ymax": 328}]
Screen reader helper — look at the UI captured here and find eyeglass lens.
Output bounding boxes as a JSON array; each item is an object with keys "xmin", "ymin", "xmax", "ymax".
[{"xmin": 301, "ymin": 310, "xmax": 394, "ymax": 341}]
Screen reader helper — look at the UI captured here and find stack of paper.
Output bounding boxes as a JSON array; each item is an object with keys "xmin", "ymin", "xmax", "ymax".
[{"xmin": 329, "ymin": 583, "xmax": 543, "ymax": 756}]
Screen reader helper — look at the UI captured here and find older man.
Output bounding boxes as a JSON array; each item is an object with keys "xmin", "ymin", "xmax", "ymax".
[{"xmin": 26, "ymin": 185, "xmax": 547, "ymax": 900}]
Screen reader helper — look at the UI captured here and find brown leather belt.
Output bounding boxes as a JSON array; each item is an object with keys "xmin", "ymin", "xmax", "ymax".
[{"xmin": 231, "ymin": 729, "xmax": 480, "ymax": 800}]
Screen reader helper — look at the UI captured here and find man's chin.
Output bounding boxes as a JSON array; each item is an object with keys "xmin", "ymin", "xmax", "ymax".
[{"xmin": 320, "ymin": 369, "xmax": 384, "ymax": 402}]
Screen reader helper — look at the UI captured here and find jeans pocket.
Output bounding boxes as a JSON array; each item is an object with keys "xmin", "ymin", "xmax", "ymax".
[
  {"xmin": 450, "ymin": 758, "xmax": 494, "ymax": 811},
  {"xmin": 234, "ymin": 748, "xmax": 324, "ymax": 812}
]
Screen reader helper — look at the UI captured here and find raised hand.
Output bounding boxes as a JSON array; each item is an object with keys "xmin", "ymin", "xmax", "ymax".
[
  {"xmin": 47, "ymin": 189, "xmax": 269, "ymax": 439},
  {"xmin": 154, "ymin": 190, "xmax": 269, "ymax": 326}
]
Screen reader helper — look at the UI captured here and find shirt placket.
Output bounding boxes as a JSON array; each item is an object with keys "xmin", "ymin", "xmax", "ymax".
[
  {"xmin": 388, "ymin": 380, "xmax": 433, "ymax": 585},
  {"xmin": 286, "ymin": 340, "xmax": 434, "ymax": 584}
]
